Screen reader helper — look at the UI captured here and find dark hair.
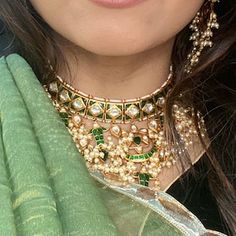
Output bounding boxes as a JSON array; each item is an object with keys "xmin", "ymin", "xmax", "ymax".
[{"xmin": 0, "ymin": 0, "xmax": 235, "ymax": 235}]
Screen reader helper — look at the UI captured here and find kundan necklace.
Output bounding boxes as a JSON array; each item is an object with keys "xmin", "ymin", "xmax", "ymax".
[{"xmin": 44, "ymin": 69, "xmax": 206, "ymax": 191}]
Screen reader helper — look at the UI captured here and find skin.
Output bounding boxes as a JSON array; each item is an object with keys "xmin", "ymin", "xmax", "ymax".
[
  {"xmin": 30, "ymin": 0, "xmax": 205, "ymax": 191},
  {"xmin": 30, "ymin": 0, "xmax": 204, "ymax": 98}
]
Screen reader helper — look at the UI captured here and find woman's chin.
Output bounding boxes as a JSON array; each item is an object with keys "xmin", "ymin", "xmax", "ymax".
[
  {"xmin": 71, "ymin": 36, "xmax": 159, "ymax": 56},
  {"xmin": 80, "ymin": 43, "xmax": 146, "ymax": 56}
]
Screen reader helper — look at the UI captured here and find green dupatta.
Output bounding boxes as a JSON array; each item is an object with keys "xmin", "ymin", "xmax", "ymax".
[{"xmin": 0, "ymin": 54, "xmax": 227, "ymax": 236}]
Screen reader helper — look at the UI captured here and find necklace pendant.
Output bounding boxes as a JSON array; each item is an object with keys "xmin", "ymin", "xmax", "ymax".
[{"xmin": 44, "ymin": 71, "xmax": 207, "ymax": 192}]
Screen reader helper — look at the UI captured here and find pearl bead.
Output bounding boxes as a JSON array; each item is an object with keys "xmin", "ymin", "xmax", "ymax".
[{"xmin": 123, "ymin": 176, "xmax": 128, "ymax": 181}]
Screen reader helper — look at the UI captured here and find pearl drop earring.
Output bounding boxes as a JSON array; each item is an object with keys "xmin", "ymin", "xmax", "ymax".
[{"xmin": 185, "ymin": 0, "xmax": 220, "ymax": 73}]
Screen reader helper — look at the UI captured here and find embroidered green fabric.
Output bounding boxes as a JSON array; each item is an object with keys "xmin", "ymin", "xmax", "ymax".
[{"xmin": 0, "ymin": 54, "xmax": 227, "ymax": 236}]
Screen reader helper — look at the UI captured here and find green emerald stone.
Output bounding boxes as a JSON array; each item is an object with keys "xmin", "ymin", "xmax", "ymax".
[
  {"xmin": 139, "ymin": 173, "xmax": 150, "ymax": 186},
  {"xmin": 59, "ymin": 112, "xmax": 69, "ymax": 127},
  {"xmin": 98, "ymin": 128, "xmax": 103, "ymax": 134},
  {"xmin": 92, "ymin": 130, "xmax": 97, "ymax": 135},
  {"xmin": 92, "ymin": 128, "xmax": 103, "ymax": 136},
  {"xmin": 126, "ymin": 146, "xmax": 157, "ymax": 161},
  {"xmin": 97, "ymin": 140, "xmax": 104, "ymax": 144},
  {"xmin": 59, "ymin": 112, "xmax": 68, "ymax": 119},
  {"xmin": 133, "ymin": 136, "xmax": 141, "ymax": 145}
]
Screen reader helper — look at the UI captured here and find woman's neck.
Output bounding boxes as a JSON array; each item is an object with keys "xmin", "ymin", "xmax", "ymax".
[{"xmin": 56, "ymin": 36, "xmax": 175, "ymax": 99}]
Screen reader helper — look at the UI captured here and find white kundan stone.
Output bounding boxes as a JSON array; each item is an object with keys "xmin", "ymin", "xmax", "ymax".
[
  {"xmin": 72, "ymin": 98, "xmax": 85, "ymax": 111},
  {"xmin": 49, "ymin": 82, "xmax": 58, "ymax": 93},
  {"xmin": 107, "ymin": 105, "xmax": 122, "ymax": 119},
  {"xmin": 142, "ymin": 103, "xmax": 155, "ymax": 114},
  {"xmin": 72, "ymin": 114, "xmax": 82, "ymax": 125},
  {"xmin": 59, "ymin": 89, "xmax": 70, "ymax": 102},
  {"xmin": 89, "ymin": 103, "xmax": 103, "ymax": 116},
  {"xmin": 126, "ymin": 105, "xmax": 139, "ymax": 118},
  {"xmin": 156, "ymin": 97, "xmax": 165, "ymax": 107}
]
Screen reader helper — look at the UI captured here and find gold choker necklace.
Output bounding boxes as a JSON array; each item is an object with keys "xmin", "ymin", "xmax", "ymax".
[
  {"xmin": 49, "ymin": 71, "xmax": 173, "ymax": 124},
  {"xmin": 44, "ymin": 72, "xmax": 205, "ymax": 191}
]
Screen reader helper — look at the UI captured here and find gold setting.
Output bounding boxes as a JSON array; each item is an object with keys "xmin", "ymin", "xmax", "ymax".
[
  {"xmin": 48, "ymin": 70, "xmax": 173, "ymax": 124},
  {"xmin": 44, "ymin": 72, "xmax": 207, "ymax": 191}
]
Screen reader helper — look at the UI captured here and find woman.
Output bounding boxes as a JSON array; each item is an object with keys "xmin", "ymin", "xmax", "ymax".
[{"xmin": 0, "ymin": 0, "xmax": 235, "ymax": 235}]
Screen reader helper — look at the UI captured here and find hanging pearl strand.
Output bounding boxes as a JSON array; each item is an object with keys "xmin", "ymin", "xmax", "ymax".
[{"xmin": 186, "ymin": 0, "xmax": 220, "ymax": 73}]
